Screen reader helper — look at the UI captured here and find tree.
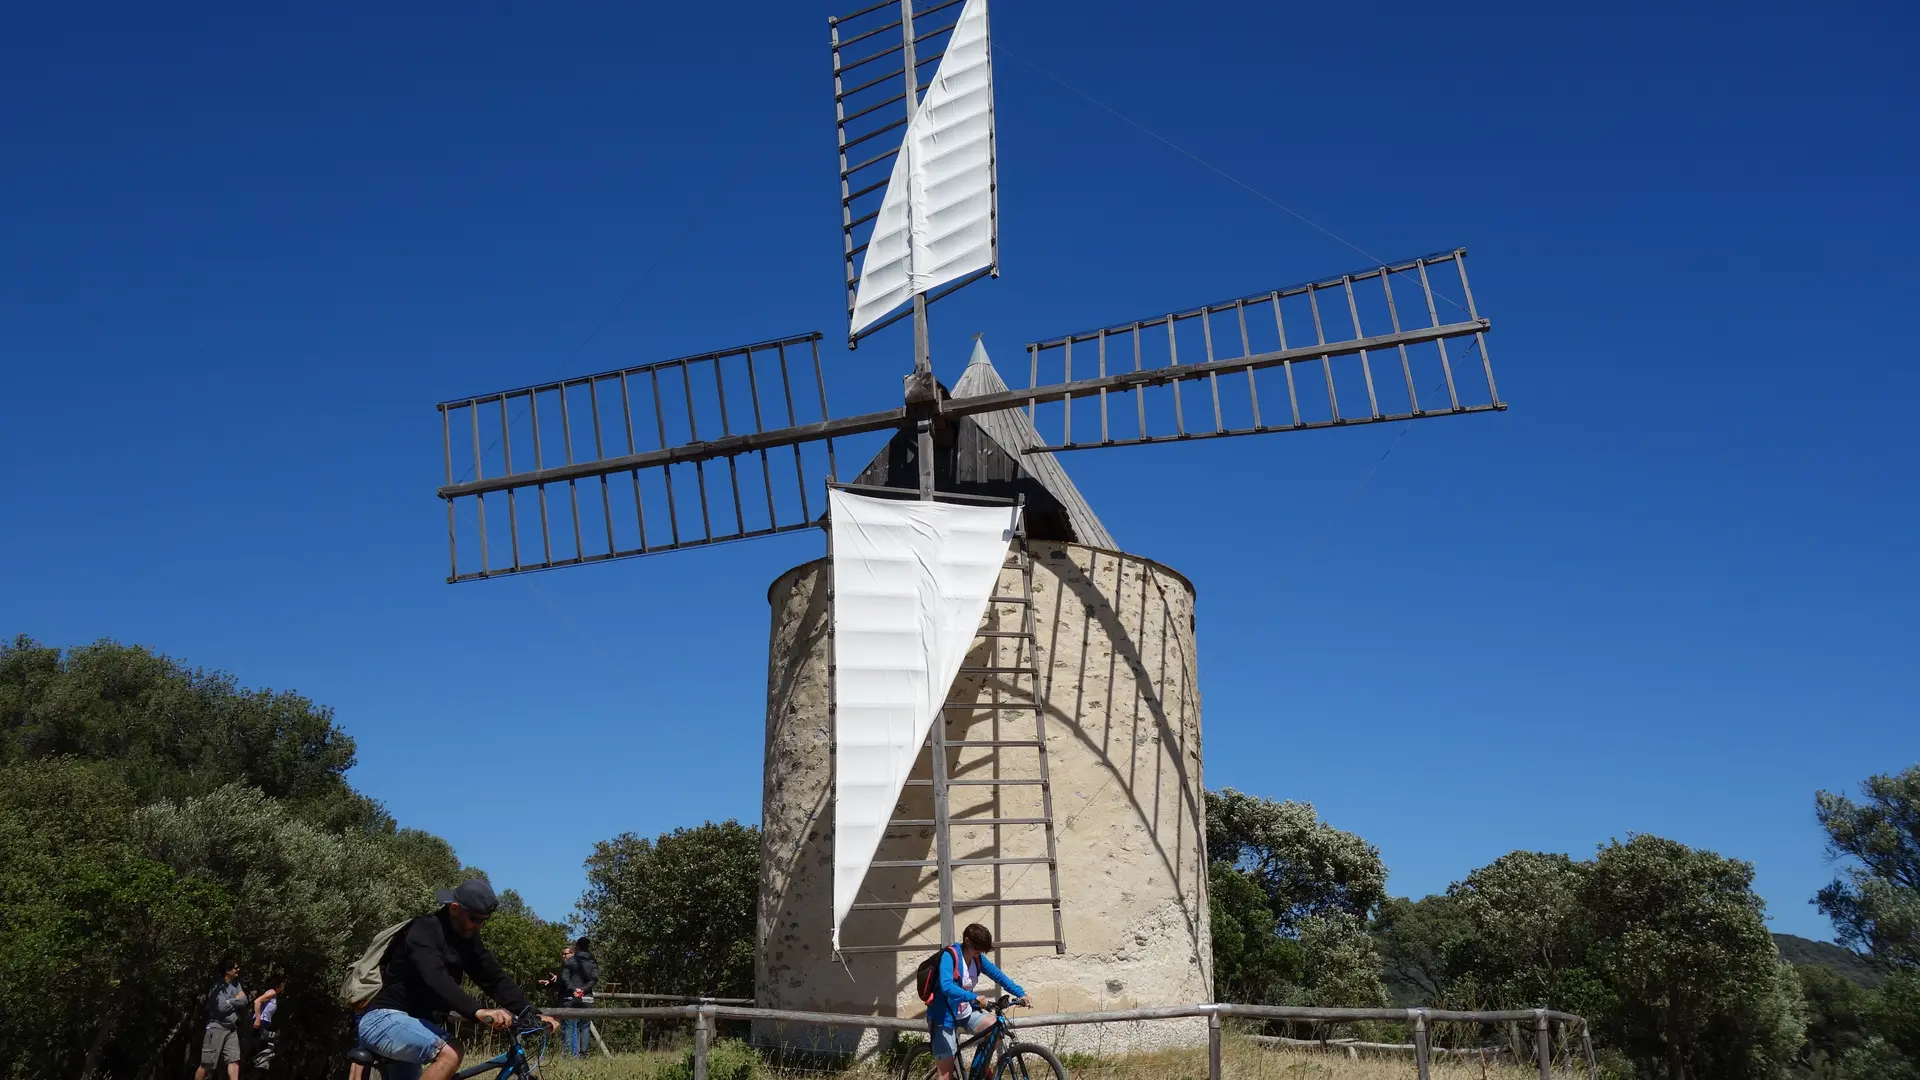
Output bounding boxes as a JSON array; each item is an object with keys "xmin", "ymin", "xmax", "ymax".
[
  {"xmin": 1373, "ymin": 894, "xmax": 1462, "ymax": 1005},
  {"xmin": 483, "ymin": 889, "xmax": 575, "ymax": 992},
  {"xmin": 1206, "ymin": 789, "xmax": 1387, "ymax": 933},
  {"xmin": 1816, "ymin": 764, "xmax": 1920, "ymax": 970},
  {"xmin": 1815, "ymin": 765, "xmax": 1920, "ymax": 1079},
  {"xmin": 1203, "ymin": 789, "xmax": 1388, "ymax": 1010},
  {"xmin": 1296, "ymin": 912, "xmax": 1389, "ymax": 1009},
  {"xmin": 0, "ymin": 635, "xmax": 388, "ymax": 833},
  {"xmin": 1796, "ymin": 965, "xmax": 1871, "ymax": 1079},
  {"xmin": 1840, "ymin": 969, "xmax": 1920, "ymax": 1080},
  {"xmin": 0, "ymin": 636, "xmax": 536, "ymax": 1080},
  {"xmin": 1374, "ymin": 837, "xmax": 1808, "ymax": 1078},
  {"xmin": 577, "ymin": 820, "xmax": 759, "ymax": 999},
  {"xmin": 1583, "ymin": 835, "xmax": 1803, "ymax": 1080},
  {"xmin": 1445, "ymin": 851, "xmax": 1599, "ymax": 1014},
  {"xmin": 0, "ymin": 759, "xmax": 232, "ymax": 1080},
  {"xmin": 137, "ymin": 783, "xmax": 459, "ymax": 1078},
  {"xmin": 1208, "ymin": 862, "xmax": 1304, "ymax": 1005}
]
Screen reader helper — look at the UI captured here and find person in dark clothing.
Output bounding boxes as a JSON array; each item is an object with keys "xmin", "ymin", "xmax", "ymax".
[
  {"xmin": 354, "ymin": 880, "xmax": 558, "ymax": 1080},
  {"xmin": 558, "ymin": 938, "xmax": 599, "ymax": 1057}
]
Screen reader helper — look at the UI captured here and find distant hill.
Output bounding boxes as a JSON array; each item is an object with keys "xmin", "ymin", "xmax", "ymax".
[{"xmin": 1774, "ymin": 933, "xmax": 1883, "ymax": 988}]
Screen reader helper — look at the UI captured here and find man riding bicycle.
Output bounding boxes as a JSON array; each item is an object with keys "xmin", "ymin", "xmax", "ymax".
[
  {"xmin": 928, "ymin": 924, "xmax": 1028, "ymax": 1080},
  {"xmin": 355, "ymin": 880, "xmax": 559, "ymax": 1080}
]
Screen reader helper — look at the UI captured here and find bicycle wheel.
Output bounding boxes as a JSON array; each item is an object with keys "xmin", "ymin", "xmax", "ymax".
[
  {"xmin": 996, "ymin": 1043, "xmax": 1066, "ymax": 1080},
  {"xmin": 898, "ymin": 1042, "xmax": 938, "ymax": 1080}
]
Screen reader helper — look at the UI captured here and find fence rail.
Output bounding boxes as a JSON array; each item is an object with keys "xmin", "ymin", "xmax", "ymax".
[{"xmin": 545, "ymin": 1001, "xmax": 1596, "ymax": 1080}]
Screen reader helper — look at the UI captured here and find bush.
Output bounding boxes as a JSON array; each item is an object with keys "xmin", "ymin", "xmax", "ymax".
[{"xmin": 658, "ymin": 1038, "xmax": 762, "ymax": 1080}]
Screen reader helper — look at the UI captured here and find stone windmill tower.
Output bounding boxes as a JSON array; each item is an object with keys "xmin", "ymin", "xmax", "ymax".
[
  {"xmin": 757, "ymin": 338, "xmax": 1210, "ymax": 1034},
  {"xmin": 432, "ymin": 0, "xmax": 1505, "ymax": 1047}
]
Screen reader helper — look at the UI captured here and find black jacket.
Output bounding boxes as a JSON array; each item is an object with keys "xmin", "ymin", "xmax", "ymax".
[
  {"xmin": 367, "ymin": 910, "xmax": 535, "ymax": 1025},
  {"xmin": 560, "ymin": 951, "xmax": 599, "ymax": 999}
]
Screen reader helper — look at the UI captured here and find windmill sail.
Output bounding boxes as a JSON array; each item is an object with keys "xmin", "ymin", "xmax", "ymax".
[
  {"xmin": 847, "ymin": 0, "xmax": 997, "ymax": 339},
  {"xmin": 828, "ymin": 489, "xmax": 1016, "ymax": 949}
]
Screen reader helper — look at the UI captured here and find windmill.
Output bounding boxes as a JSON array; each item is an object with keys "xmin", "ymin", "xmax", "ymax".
[{"xmin": 436, "ymin": 0, "xmax": 1502, "ymax": 1029}]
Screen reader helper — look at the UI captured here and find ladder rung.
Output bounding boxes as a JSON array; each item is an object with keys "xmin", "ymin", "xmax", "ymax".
[
  {"xmin": 976, "ymin": 631, "xmax": 1032, "ymax": 639},
  {"xmin": 891, "ymin": 816, "xmax": 1049, "ymax": 827},
  {"xmin": 958, "ymin": 666, "xmax": 1036, "ymax": 675},
  {"xmin": 951, "ymin": 778, "xmax": 1047, "ymax": 786},
  {"xmin": 988, "ymin": 596, "xmax": 1031, "ymax": 604},
  {"xmin": 942, "ymin": 702, "xmax": 1042, "ymax": 710},
  {"xmin": 992, "ymin": 940, "xmax": 1066, "ymax": 951},
  {"xmin": 946, "ymin": 739, "xmax": 1042, "ymax": 748},
  {"xmin": 849, "ymin": 896, "xmax": 1059, "ymax": 911},
  {"xmin": 870, "ymin": 857, "xmax": 1055, "ymax": 869},
  {"xmin": 904, "ymin": 778, "xmax": 1048, "ymax": 787},
  {"xmin": 834, "ymin": 938, "xmax": 1065, "ymax": 956}
]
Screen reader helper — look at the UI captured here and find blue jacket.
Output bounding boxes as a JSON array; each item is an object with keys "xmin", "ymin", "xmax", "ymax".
[{"xmin": 928, "ymin": 945, "xmax": 1026, "ymax": 1030}]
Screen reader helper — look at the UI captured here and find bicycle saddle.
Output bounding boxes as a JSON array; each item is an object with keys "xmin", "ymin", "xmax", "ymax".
[{"xmin": 347, "ymin": 1048, "xmax": 378, "ymax": 1066}]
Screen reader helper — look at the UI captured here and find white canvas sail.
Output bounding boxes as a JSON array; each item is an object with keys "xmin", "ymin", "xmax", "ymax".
[
  {"xmin": 848, "ymin": 0, "xmax": 997, "ymax": 338},
  {"xmin": 828, "ymin": 489, "xmax": 1017, "ymax": 949}
]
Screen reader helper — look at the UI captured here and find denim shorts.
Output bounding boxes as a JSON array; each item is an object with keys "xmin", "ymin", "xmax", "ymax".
[
  {"xmin": 927, "ymin": 1010, "xmax": 992, "ymax": 1060},
  {"xmin": 357, "ymin": 1009, "xmax": 451, "ymax": 1080}
]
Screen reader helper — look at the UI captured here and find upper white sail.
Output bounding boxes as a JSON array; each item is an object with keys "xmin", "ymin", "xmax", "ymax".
[
  {"xmin": 828, "ymin": 489, "xmax": 1017, "ymax": 949},
  {"xmin": 848, "ymin": 0, "xmax": 997, "ymax": 338}
]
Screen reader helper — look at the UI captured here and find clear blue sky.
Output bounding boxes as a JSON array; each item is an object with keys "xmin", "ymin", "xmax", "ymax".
[{"xmin": 4, "ymin": 5, "xmax": 1914, "ymax": 941}]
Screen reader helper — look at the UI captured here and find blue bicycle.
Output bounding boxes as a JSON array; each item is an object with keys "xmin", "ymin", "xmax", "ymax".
[
  {"xmin": 899, "ymin": 997, "xmax": 1067, "ymax": 1080},
  {"xmin": 347, "ymin": 1021, "xmax": 548, "ymax": 1080}
]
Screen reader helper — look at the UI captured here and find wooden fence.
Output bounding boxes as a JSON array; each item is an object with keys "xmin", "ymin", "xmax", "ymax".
[{"xmin": 545, "ymin": 1001, "xmax": 1597, "ymax": 1080}]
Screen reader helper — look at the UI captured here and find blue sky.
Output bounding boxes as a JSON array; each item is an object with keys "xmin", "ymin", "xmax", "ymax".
[{"xmin": 3, "ymin": 5, "xmax": 1914, "ymax": 941}]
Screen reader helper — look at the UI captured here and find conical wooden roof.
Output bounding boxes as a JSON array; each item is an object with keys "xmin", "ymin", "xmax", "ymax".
[
  {"xmin": 844, "ymin": 340, "xmax": 1117, "ymax": 549},
  {"xmin": 949, "ymin": 340, "xmax": 1116, "ymax": 549}
]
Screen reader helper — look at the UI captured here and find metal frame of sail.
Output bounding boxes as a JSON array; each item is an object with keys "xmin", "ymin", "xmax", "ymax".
[
  {"xmin": 1018, "ymin": 248, "xmax": 1503, "ymax": 452},
  {"xmin": 830, "ymin": 0, "xmax": 996, "ymax": 348},
  {"xmin": 435, "ymin": 332, "xmax": 839, "ymax": 583},
  {"xmin": 436, "ymin": 251, "xmax": 1497, "ymax": 583}
]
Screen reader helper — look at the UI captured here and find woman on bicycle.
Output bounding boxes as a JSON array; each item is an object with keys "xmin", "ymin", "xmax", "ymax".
[{"xmin": 928, "ymin": 924, "xmax": 1028, "ymax": 1080}]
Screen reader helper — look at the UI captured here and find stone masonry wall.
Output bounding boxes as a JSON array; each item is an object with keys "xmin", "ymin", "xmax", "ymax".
[{"xmin": 755, "ymin": 543, "xmax": 1210, "ymax": 1052}]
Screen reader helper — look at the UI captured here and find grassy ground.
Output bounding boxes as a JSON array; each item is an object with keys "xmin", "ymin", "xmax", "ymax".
[{"xmin": 533, "ymin": 1037, "xmax": 1568, "ymax": 1080}]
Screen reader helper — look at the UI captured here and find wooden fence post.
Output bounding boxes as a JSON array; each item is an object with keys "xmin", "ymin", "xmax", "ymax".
[
  {"xmin": 1581, "ymin": 1020, "xmax": 1598, "ymax": 1080},
  {"xmin": 1208, "ymin": 1009, "xmax": 1223, "ymax": 1080},
  {"xmin": 1534, "ymin": 1010, "xmax": 1551, "ymax": 1079},
  {"xmin": 1411, "ymin": 1009, "xmax": 1433, "ymax": 1080},
  {"xmin": 693, "ymin": 1006, "xmax": 713, "ymax": 1080}
]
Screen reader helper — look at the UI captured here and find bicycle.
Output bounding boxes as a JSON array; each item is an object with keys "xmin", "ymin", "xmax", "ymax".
[
  {"xmin": 899, "ymin": 996, "xmax": 1068, "ymax": 1080},
  {"xmin": 346, "ymin": 1018, "xmax": 548, "ymax": 1080}
]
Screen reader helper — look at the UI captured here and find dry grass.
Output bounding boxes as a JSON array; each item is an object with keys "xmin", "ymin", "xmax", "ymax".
[{"xmin": 533, "ymin": 1037, "xmax": 1573, "ymax": 1080}]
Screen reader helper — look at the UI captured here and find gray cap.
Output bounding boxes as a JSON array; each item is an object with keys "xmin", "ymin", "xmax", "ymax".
[{"xmin": 435, "ymin": 878, "xmax": 499, "ymax": 916}]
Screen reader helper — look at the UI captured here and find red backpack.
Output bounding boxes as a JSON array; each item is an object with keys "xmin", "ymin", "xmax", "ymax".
[{"xmin": 914, "ymin": 944, "xmax": 963, "ymax": 1005}]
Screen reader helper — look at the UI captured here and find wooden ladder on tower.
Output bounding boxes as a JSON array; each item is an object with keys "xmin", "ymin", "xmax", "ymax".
[{"xmin": 844, "ymin": 520, "xmax": 1068, "ymax": 956}]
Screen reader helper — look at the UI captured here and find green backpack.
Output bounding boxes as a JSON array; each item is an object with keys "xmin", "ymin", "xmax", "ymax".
[{"xmin": 339, "ymin": 918, "xmax": 414, "ymax": 1010}]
